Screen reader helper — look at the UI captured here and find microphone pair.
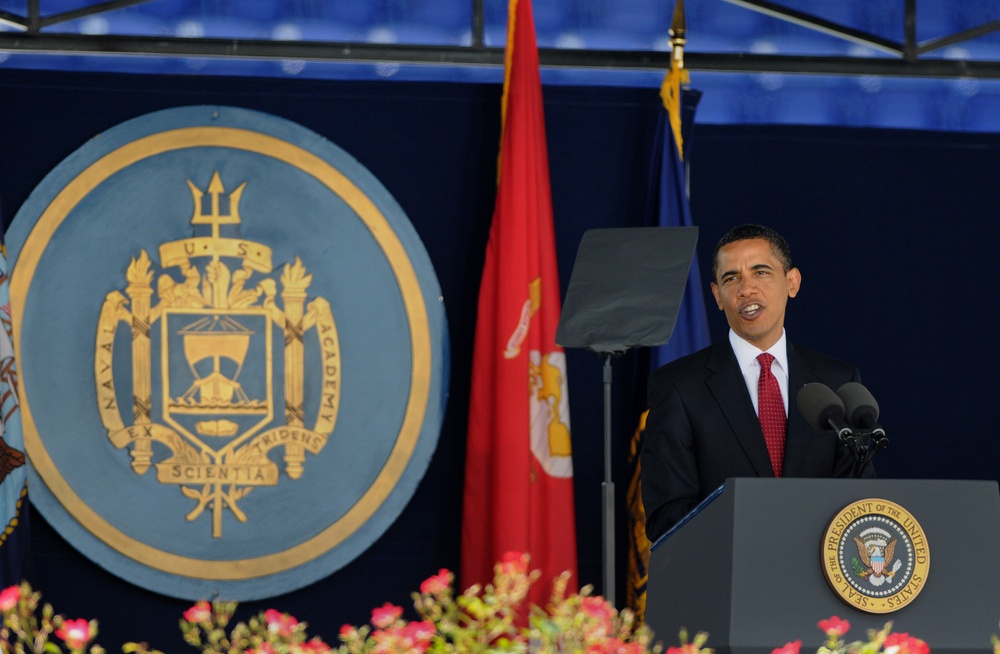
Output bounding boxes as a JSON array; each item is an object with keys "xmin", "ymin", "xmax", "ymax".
[
  {"xmin": 796, "ymin": 381, "xmax": 888, "ymax": 477},
  {"xmin": 797, "ymin": 381, "xmax": 884, "ymax": 437}
]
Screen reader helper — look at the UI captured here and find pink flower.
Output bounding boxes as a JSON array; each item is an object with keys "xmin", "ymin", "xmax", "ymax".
[
  {"xmin": 581, "ymin": 596, "xmax": 616, "ymax": 624},
  {"xmin": 419, "ymin": 569, "xmax": 452, "ymax": 595},
  {"xmin": 370, "ymin": 602, "xmax": 403, "ymax": 629},
  {"xmin": 884, "ymin": 633, "xmax": 930, "ymax": 654},
  {"xmin": 498, "ymin": 551, "xmax": 530, "ymax": 576},
  {"xmin": 369, "ymin": 621, "xmax": 435, "ymax": 654},
  {"xmin": 372, "ymin": 627, "xmax": 403, "ymax": 653},
  {"xmin": 403, "ymin": 620, "xmax": 435, "ymax": 643},
  {"xmin": 248, "ymin": 644, "xmax": 276, "ymax": 654},
  {"xmin": 665, "ymin": 645, "xmax": 702, "ymax": 654},
  {"xmin": 339, "ymin": 624, "xmax": 356, "ymax": 637},
  {"xmin": 55, "ymin": 618, "xmax": 92, "ymax": 650},
  {"xmin": 402, "ymin": 620, "xmax": 437, "ymax": 652},
  {"xmin": 772, "ymin": 641, "xmax": 801, "ymax": 654},
  {"xmin": 289, "ymin": 640, "xmax": 330, "ymax": 654},
  {"xmin": 183, "ymin": 600, "xmax": 212, "ymax": 623},
  {"xmin": 0, "ymin": 585, "xmax": 20, "ymax": 611},
  {"xmin": 818, "ymin": 616, "xmax": 850, "ymax": 637},
  {"xmin": 586, "ymin": 638, "xmax": 643, "ymax": 653},
  {"xmin": 580, "ymin": 596, "xmax": 615, "ymax": 642},
  {"xmin": 264, "ymin": 608, "xmax": 300, "ymax": 637},
  {"xmin": 300, "ymin": 638, "xmax": 332, "ymax": 653}
]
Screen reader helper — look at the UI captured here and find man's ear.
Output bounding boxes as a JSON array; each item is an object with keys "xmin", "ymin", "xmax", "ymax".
[
  {"xmin": 710, "ymin": 282, "xmax": 723, "ymax": 309},
  {"xmin": 786, "ymin": 267, "xmax": 802, "ymax": 298}
]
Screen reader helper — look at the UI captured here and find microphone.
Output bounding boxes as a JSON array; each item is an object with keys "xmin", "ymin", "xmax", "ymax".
[
  {"xmin": 796, "ymin": 382, "xmax": 854, "ymax": 441},
  {"xmin": 797, "ymin": 382, "xmax": 868, "ymax": 477},
  {"xmin": 836, "ymin": 382, "xmax": 886, "ymax": 437}
]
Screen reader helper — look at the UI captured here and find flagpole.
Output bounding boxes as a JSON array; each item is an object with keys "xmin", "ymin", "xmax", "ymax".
[
  {"xmin": 604, "ymin": 0, "xmax": 688, "ymax": 611},
  {"xmin": 602, "ymin": 353, "xmax": 615, "ymax": 607},
  {"xmin": 670, "ymin": 0, "xmax": 686, "ymax": 71},
  {"xmin": 670, "ymin": 0, "xmax": 688, "ymax": 169}
]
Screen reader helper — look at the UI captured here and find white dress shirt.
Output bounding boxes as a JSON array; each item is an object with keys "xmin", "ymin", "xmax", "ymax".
[{"xmin": 729, "ymin": 328, "xmax": 790, "ymax": 416}]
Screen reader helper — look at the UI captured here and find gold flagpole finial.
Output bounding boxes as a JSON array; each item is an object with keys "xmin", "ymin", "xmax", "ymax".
[
  {"xmin": 662, "ymin": 0, "xmax": 690, "ymax": 159},
  {"xmin": 669, "ymin": 0, "xmax": 686, "ymax": 71}
]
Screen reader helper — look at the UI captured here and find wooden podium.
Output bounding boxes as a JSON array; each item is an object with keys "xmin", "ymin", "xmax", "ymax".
[{"xmin": 646, "ymin": 478, "xmax": 1000, "ymax": 653}]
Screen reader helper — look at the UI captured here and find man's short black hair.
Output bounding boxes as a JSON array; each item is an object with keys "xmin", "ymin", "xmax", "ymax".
[{"xmin": 711, "ymin": 224, "xmax": 793, "ymax": 279}]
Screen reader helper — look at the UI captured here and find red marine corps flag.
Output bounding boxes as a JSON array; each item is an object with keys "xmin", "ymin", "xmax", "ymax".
[{"xmin": 460, "ymin": 0, "xmax": 578, "ymax": 606}]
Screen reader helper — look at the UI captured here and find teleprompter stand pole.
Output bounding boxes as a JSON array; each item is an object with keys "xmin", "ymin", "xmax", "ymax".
[
  {"xmin": 555, "ymin": 226, "xmax": 698, "ymax": 606},
  {"xmin": 602, "ymin": 353, "xmax": 615, "ymax": 607}
]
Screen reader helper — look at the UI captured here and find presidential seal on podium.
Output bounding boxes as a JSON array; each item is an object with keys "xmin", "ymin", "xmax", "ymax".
[{"xmin": 821, "ymin": 498, "xmax": 929, "ymax": 614}]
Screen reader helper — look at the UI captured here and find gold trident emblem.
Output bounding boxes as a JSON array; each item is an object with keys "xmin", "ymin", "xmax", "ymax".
[{"xmin": 95, "ymin": 172, "xmax": 341, "ymax": 538}]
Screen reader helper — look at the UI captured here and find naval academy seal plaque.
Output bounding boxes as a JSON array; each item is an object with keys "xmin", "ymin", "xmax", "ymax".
[{"xmin": 8, "ymin": 106, "xmax": 449, "ymax": 600}]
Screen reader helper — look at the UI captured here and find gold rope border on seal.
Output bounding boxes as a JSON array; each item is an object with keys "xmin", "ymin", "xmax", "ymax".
[
  {"xmin": 820, "ymin": 497, "xmax": 930, "ymax": 614},
  {"xmin": 11, "ymin": 126, "xmax": 432, "ymax": 580}
]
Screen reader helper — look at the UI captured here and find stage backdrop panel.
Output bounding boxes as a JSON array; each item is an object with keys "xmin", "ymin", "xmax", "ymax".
[{"xmin": 0, "ymin": 68, "xmax": 998, "ymax": 651}]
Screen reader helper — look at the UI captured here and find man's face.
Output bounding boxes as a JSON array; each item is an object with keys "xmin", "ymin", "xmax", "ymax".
[{"xmin": 710, "ymin": 238, "xmax": 801, "ymax": 351}]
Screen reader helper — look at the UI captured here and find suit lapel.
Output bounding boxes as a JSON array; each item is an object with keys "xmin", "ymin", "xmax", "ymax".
[
  {"xmin": 705, "ymin": 342, "xmax": 774, "ymax": 477},
  {"xmin": 783, "ymin": 342, "xmax": 819, "ymax": 475}
]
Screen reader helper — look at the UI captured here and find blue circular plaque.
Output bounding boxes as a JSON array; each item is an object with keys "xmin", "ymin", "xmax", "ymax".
[{"xmin": 8, "ymin": 106, "xmax": 449, "ymax": 600}]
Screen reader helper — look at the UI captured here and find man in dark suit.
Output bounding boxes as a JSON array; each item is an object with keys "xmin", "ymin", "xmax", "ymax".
[{"xmin": 641, "ymin": 224, "xmax": 871, "ymax": 542}]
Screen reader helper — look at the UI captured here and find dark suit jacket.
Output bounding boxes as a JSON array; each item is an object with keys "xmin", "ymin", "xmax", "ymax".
[{"xmin": 640, "ymin": 339, "xmax": 872, "ymax": 541}]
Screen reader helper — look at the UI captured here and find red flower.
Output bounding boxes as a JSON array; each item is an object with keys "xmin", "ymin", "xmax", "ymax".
[
  {"xmin": 403, "ymin": 620, "xmax": 435, "ymax": 651},
  {"xmin": 419, "ymin": 568, "xmax": 452, "ymax": 595},
  {"xmin": 498, "ymin": 551, "xmax": 530, "ymax": 576},
  {"xmin": 369, "ymin": 621, "xmax": 436, "ymax": 654},
  {"xmin": 370, "ymin": 602, "xmax": 403, "ymax": 629},
  {"xmin": 0, "ymin": 585, "xmax": 20, "ymax": 612},
  {"xmin": 586, "ymin": 638, "xmax": 645, "ymax": 653},
  {"xmin": 818, "ymin": 616, "xmax": 851, "ymax": 637},
  {"xmin": 586, "ymin": 639, "xmax": 623, "ymax": 653},
  {"xmin": 183, "ymin": 600, "xmax": 212, "ymax": 623},
  {"xmin": 264, "ymin": 608, "xmax": 300, "ymax": 637},
  {"xmin": 772, "ymin": 641, "xmax": 801, "ymax": 654},
  {"xmin": 55, "ymin": 618, "xmax": 92, "ymax": 650},
  {"xmin": 884, "ymin": 633, "xmax": 930, "ymax": 654},
  {"xmin": 293, "ymin": 639, "xmax": 331, "ymax": 654},
  {"xmin": 581, "ymin": 596, "xmax": 616, "ymax": 623},
  {"xmin": 405, "ymin": 620, "xmax": 435, "ymax": 640}
]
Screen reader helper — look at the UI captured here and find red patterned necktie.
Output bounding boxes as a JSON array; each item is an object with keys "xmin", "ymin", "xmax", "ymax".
[{"xmin": 757, "ymin": 352, "xmax": 786, "ymax": 477}]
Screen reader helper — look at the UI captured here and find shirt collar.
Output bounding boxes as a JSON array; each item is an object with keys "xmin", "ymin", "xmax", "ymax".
[{"xmin": 729, "ymin": 329, "xmax": 789, "ymax": 378}]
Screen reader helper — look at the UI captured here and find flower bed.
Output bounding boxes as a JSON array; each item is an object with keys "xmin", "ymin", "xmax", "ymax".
[{"xmin": 0, "ymin": 552, "xmax": 990, "ymax": 653}]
